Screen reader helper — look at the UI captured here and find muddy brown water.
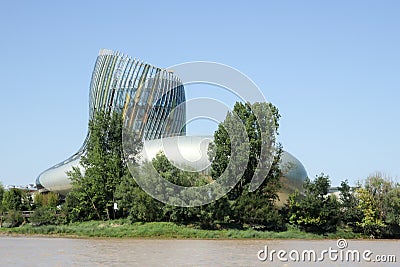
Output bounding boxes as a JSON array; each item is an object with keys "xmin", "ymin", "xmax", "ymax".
[{"xmin": 0, "ymin": 237, "xmax": 399, "ymax": 266}]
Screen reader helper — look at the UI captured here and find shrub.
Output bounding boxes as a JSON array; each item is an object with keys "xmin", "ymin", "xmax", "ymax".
[
  {"xmin": 3, "ymin": 210, "xmax": 24, "ymax": 228},
  {"xmin": 30, "ymin": 206, "xmax": 58, "ymax": 226}
]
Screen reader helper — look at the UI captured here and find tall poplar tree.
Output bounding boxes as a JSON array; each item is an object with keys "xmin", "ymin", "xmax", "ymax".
[
  {"xmin": 208, "ymin": 101, "xmax": 283, "ymax": 228},
  {"xmin": 67, "ymin": 111, "xmax": 141, "ymax": 221}
]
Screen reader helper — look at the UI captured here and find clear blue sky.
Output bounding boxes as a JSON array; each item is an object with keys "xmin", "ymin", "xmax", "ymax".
[{"xmin": 0, "ymin": 1, "xmax": 399, "ymax": 187}]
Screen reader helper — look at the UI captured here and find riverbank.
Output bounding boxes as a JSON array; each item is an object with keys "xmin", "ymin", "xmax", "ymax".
[{"xmin": 0, "ymin": 219, "xmax": 366, "ymax": 239}]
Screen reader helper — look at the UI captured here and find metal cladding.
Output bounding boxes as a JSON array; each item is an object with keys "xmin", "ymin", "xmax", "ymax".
[
  {"xmin": 142, "ymin": 136, "xmax": 214, "ymax": 173},
  {"xmin": 142, "ymin": 136, "xmax": 307, "ymax": 202},
  {"xmin": 36, "ymin": 49, "xmax": 186, "ymax": 194},
  {"xmin": 142, "ymin": 136, "xmax": 308, "ymax": 181},
  {"xmin": 90, "ymin": 49, "xmax": 186, "ymax": 140}
]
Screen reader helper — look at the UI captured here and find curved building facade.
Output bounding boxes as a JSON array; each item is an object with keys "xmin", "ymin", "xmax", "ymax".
[
  {"xmin": 36, "ymin": 49, "xmax": 186, "ymax": 194},
  {"xmin": 90, "ymin": 49, "xmax": 186, "ymax": 139},
  {"xmin": 142, "ymin": 136, "xmax": 307, "ymax": 204},
  {"xmin": 36, "ymin": 49, "xmax": 307, "ymax": 197}
]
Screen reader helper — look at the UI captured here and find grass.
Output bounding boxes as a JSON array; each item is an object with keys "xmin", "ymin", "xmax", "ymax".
[{"xmin": 0, "ymin": 220, "xmax": 366, "ymax": 239}]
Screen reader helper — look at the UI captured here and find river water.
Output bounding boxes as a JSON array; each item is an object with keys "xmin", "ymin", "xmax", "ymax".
[{"xmin": 0, "ymin": 237, "xmax": 399, "ymax": 266}]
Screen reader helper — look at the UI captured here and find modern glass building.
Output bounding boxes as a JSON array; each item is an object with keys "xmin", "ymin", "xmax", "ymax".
[
  {"xmin": 36, "ymin": 49, "xmax": 186, "ymax": 195},
  {"xmin": 36, "ymin": 49, "xmax": 307, "ymax": 197},
  {"xmin": 90, "ymin": 49, "xmax": 186, "ymax": 140}
]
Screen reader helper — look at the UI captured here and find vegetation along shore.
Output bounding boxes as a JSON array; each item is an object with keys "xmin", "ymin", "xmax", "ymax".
[
  {"xmin": 1, "ymin": 104, "xmax": 399, "ymax": 239},
  {"xmin": 0, "ymin": 220, "xmax": 366, "ymax": 239}
]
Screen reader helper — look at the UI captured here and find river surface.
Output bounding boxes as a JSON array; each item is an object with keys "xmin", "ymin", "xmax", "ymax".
[{"xmin": 0, "ymin": 237, "xmax": 399, "ymax": 266}]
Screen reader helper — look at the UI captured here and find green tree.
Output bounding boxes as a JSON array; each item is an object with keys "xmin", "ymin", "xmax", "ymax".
[
  {"xmin": 234, "ymin": 187, "xmax": 285, "ymax": 230},
  {"xmin": 287, "ymin": 174, "xmax": 340, "ymax": 233},
  {"xmin": 2, "ymin": 188, "xmax": 23, "ymax": 211},
  {"xmin": 30, "ymin": 206, "xmax": 58, "ymax": 226},
  {"xmin": 232, "ymin": 144, "xmax": 284, "ymax": 230},
  {"xmin": 356, "ymin": 187, "xmax": 386, "ymax": 237},
  {"xmin": 208, "ymin": 102, "xmax": 283, "ymax": 228},
  {"xmin": 209, "ymin": 102, "xmax": 281, "ymax": 200},
  {"xmin": 30, "ymin": 192, "xmax": 60, "ymax": 226},
  {"xmin": 338, "ymin": 180, "xmax": 362, "ymax": 229},
  {"xmin": 363, "ymin": 173, "xmax": 392, "ymax": 219},
  {"xmin": 115, "ymin": 170, "xmax": 163, "ymax": 222},
  {"xmin": 67, "ymin": 110, "xmax": 141, "ymax": 221},
  {"xmin": 140, "ymin": 153, "xmax": 210, "ymax": 223},
  {"xmin": 384, "ymin": 185, "xmax": 400, "ymax": 237},
  {"xmin": 356, "ymin": 172, "xmax": 400, "ymax": 238},
  {"xmin": 64, "ymin": 188, "xmax": 94, "ymax": 222},
  {"xmin": 3, "ymin": 210, "xmax": 23, "ymax": 228},
  {"xmin": 34, "ymin": 192, "xmax": 59, "ymax": 208},
  {"xmin": 21, "ymin": 190, "xmax": 34, "ymax": 211},
  {"xmin": 0, "ymin": 182, "xmax": 4, "ymax": 212},
  {"xmin": 116, "ymin": 152, "xmax": 229, "ymax": 227}
]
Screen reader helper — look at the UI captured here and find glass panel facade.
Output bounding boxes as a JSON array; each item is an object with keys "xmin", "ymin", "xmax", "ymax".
[{"xmin": 36, "ymin": 49, "xmax": 186, "ymax": 193}]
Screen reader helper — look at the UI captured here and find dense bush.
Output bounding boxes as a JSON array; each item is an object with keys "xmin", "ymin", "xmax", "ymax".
[
  {"xmin": 29, "ymin": 206, "xmax": 58, "ymax": 226},
  {"xmin": 34, "ymin": 192, "xmax": 59, "ymax": 208},
  {"xmin": 286, "ymin": 174, "xmax": 340, "ymax": 233},
  {"xmin": 2, "ymin": 210, "xmax": 24, "ymax": 228}
]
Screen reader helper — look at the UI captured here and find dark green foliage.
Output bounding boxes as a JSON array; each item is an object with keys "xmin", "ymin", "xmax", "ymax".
[
  {"xmin": 117, "ymin": 153, "xmax": 215, "ymax": 224},
  {"xmin": 210, "ymin": 102, "xmax": 280, "ymax": 200},
  {"xmin": 2, "ymin": 188, "xmax": 24, "ymax": 211},
  {"xmin": 338, "ymin": 180, "xmax": 362, "ymax": 229},
  {"xmin": 0, "ymin": 183, "xmax": 4, "ymax": 211},
  {"xmin": 116, "ymin": 152, "xmax": 232, "ymax": 228},
  {"xmin": 287, "ymin": 174, "xmax": 340, "ymax": 233},
  {"xmin": 64, "ymin": 189, "xmax": 95, "ymax": 222},
  {"xmin": 208, "ymin": 123, "xmax": 230, "ymax": 183},
  {"xmin": 156, "ymin": 158, "xmax": 223, "ymax": 224},
  {"xmin": 384, "ymin": 186, "xmax": 400, "ymax": 237},
  {"xmin": 209, "ymin": 101, "xmax": 283, "ymax": 229},
  {"xmin": 385, "ymin": 186, "xmax": 400, "ymax": 227},
  {"xmin": 30, "ymin": 206, "xmax": 58, "ymax": 226},
  {"xmin": 234, "ymin": 186, "xmax": 285, "ymax": 231},
  {"xmin": 232, "ymin": 145, "xmax": 284, "ymax": 230},
  {"xmin": 115, "ymin": 173, "xmax": 163, "ymax": 222},
  {"xmin": 0, "ymin": 187, "xmax": 33, "ymax": 227},
  {"xmin": 3, "ymin": 210, "xmax": 24, "ymax": 228},
  {"xmin": 34, "ymin": 192, "xmax": 59, "ymax": 208},
  {"xmin": 202, "ymin": 196, "xmax": 232, "ymax": 224},
  {"xmin": 67, "ymin": 110, "xmax": 141, "ymax": 221}
]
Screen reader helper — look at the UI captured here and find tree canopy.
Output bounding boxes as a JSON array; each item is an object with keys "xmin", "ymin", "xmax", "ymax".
[{"xmin": 67, "ymin": 110, "xmax": 140, "ymax": 221}]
